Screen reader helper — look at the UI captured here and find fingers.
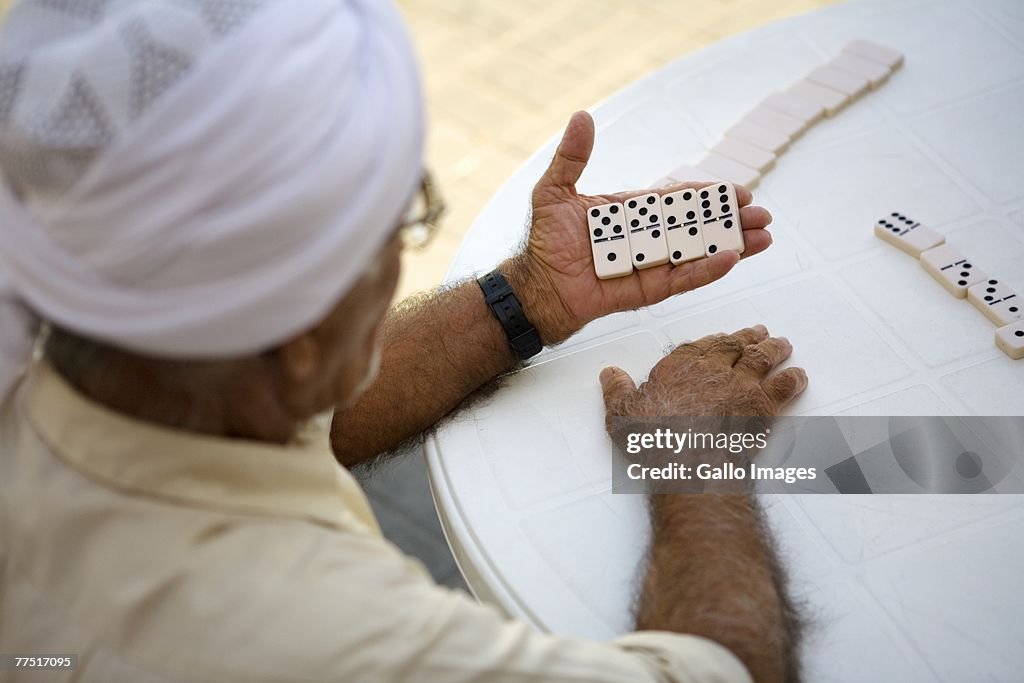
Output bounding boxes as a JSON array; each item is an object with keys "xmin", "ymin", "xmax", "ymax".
[
  {"xmin": 732, "ymin": 183, "xmax": 753, "ymax": 207},
  {"xmin": 739, "ymin": 205, "xmax": 772, "ymax": 230},
  {"xmin": 735, "ymin": 206, "xmax": 773, "ymax": 261},
  {"xmin": 729, "ymin": 325, "xmax": 770, "ymax": 347},
  {"xmin": 701, "ymin": 335, "xmax": 747, "ymax": 365},
  {"xmin": 663, "ymin": 250, "xmax": 740, "ymax": 295},
  {"xmin": 600, "ymin": 366, "xmax": 638, "ymax": 410},
  {"xmin": 679, "ymin": 326, "xmax": 769, "ymax": 363},
  {"xmin": 738, "ymin": 229, "xmax": 772, "ymax": 260},
  {"xmin": 702, "ymin": 326, "xmax": 767, "ymax": 364},
  {"xmin": 649, "ymin": 209, "xmax": 771, "ymax": 295},
  {"xmin": 734, "ymin": 336, "xmax": 793, "ymax": 377},
  {"xmin": 537, "ymin": 111, "xmax": 595, "ymax": 191},
  {"xmin": 762, "ymin": 367, "xmax": 809, "ymax": 407}
]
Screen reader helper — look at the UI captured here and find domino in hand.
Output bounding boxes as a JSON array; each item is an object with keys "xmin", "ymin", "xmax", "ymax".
[
  {"xmin": 920, "ymin": 244, "xmax": 987, "ymax": 298},
  {"xmin": 624, "ymin": 193, "xmax": 669, "ymax": 269},
  {"xmin": 698, "ymin": 183, "xmax": 745, "ymax": 256},
  {"xmin": 660, "ymin": 188, "xmax": 705, "ymax": 265},
  {"xmin": 968, "ymin": 278, "xmax": 1022, "ymax": 327},
  {"xmin": 874, "ymin": 212, "xmax": 944, "ymax": 257},
  {"xmin": 588, "ymin": 202, "xmax": 632, "ymax": 279},
  {"xmin": 995, "ymin": 320, "xmax": 1024, "ymax": 360}
]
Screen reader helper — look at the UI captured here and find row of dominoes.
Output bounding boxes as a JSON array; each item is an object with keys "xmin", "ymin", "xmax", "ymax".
[
  {"xmin": 654, "ymin": 38, "xmax": 904, "ymax": 189},
  {"xmin": 589, "ymin": 182, "xmax": 744, "ymax": 279},
  {"xmin": 874, "ymin": 213, "xmax": 1024, "ymax": 360}
]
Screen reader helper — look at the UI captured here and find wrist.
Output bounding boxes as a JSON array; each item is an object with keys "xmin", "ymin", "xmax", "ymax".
[
  {"xmin": 650, "ymin": 489, "xmax": 753, "ymax": 519},
  {"xmin": 498, "ymin": 253, "xmax": 579, "ymax": 346}
]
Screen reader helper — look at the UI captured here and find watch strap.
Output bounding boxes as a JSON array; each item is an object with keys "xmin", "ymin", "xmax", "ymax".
[{"xmin": 477, "ymin": 270, "xmax": 543, "ymax": 360}]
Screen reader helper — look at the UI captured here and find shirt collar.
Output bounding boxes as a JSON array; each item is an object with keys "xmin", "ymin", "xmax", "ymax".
[{"xmin": 25, "ymin": 362, "xmax": 378, "ymax": 533}]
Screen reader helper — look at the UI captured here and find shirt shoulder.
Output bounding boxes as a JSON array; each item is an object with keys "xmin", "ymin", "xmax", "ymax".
[{"xmin": 123, "ymin": 521, "xmax": 752, "ymax": 683}]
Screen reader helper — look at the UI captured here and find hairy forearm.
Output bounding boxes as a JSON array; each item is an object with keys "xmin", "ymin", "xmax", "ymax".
[
  {"xmin": 636, "ymin": 493, "xmax": 802, "ymax": 683},
  {"xmin": 331, "ymin": 257, "xmax": 555, "ymax": 467}
]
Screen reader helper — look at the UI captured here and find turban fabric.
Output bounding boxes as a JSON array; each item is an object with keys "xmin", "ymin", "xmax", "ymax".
[{"xmin": 0, "ymin": 0, "xmax": 425, "ymax": 400}]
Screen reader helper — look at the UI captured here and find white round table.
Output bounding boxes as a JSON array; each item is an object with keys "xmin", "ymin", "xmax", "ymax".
[{"xmin": 425, "ymin": 1, "xmax": 1024, "ymax": 680}]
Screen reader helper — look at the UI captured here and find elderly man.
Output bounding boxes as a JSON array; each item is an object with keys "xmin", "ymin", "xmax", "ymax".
[{"xmin": 0, "ymin": 1, "xmax": 808, "ymax": 682}]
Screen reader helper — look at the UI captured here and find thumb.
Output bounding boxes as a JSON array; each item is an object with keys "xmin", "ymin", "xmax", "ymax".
[
  {"xmin": 537, "ymin": 111, "xmax": 595, "ymax": 192},
  {"xmin": 600, "ymin": 366, "xmax": 638, "ymax": 407}
]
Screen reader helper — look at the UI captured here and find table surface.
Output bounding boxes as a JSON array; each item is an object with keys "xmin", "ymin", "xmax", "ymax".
[{"xmin": 425, "ymin": 1, "xmax": 1024, "ymax": 680}]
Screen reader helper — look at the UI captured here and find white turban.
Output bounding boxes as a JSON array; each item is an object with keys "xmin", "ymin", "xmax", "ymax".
[{"xmin": 0, "ymin": 0, "xmax": 425, "ymax": 400}]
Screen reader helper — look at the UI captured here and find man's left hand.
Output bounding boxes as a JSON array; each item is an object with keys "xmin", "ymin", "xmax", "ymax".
[{"xmin": 504, "ymin": 111, "xmax": 775, "ymax": 345}]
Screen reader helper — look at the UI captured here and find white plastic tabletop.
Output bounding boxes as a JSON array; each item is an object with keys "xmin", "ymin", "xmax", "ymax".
[{"xmin": 425, "ymin": 1, "xmax": 1024, "ymax": 680}]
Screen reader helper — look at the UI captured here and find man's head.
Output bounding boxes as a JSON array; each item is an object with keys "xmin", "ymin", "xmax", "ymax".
[
  {"xmin": 0, "ymin": 0, "xmax": 426, "ymax": 435},
  {"xmin": 45, "ymin": 230, "xmax": 403, "ymax": 441}
]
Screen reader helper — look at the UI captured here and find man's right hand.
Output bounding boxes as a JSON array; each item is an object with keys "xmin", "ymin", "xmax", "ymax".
[{"xmin": 599, "ymin": 325, "xmax": 807, "ymax": 425}]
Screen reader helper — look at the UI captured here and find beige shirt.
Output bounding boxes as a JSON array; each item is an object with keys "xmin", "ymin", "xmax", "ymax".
[{"xmin": 0, "ymin": 364, "xmax": 752, "ymax": 683}]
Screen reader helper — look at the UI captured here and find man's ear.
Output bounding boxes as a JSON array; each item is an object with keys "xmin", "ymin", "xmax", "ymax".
[{"xmin": 277, "ymin": 332, "xmax": 322, "ymax": 385}]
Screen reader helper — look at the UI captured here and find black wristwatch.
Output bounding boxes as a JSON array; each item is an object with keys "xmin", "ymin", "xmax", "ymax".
[{"xmin": 477, "ymin": 269, "xmax": 543, "ymax": 360}]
